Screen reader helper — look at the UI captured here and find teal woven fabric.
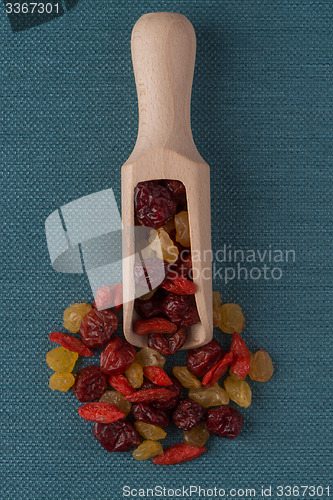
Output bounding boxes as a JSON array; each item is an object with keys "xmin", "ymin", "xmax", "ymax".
[{"xmin": 1, "ymin": 1, "xmax": 332, "ymax": 498}]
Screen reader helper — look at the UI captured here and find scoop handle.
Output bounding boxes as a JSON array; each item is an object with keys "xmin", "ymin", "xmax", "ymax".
[{"xmin": 130, "ymin": 12, "xmax": 198, "ymax": 158}]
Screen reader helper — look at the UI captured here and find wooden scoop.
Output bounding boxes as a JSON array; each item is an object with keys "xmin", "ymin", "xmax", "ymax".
[{"xmin": 122, "ymin": 12, "xmax": 213, "ymax": 349}]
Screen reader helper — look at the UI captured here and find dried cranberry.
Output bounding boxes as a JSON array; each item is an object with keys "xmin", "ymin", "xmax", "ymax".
[
  {"xmin": 141, "ymin": 377, "xmax": 183, "ymax": 411},
  {"xmin": 93, "ymin": 420, "xmax": 141, "ymax": 452},
  {"xmin": 134, "ymin": 258, "xmax": 168, "ymax": 291},
  {"xmin": 162, "ymin": 293, "xmax": 200, "ymax": 327},
  {"xmin": 79, "ymin": 309, "xmax": 118, "ymax": 349},
  {"xmin": 132, "ymin": 403, "xmax": 170, "ymax": 428},
  {"xmin": 135, "ymin": 181, "xmax": 177, "ymax": 229},
  {"xmin": 73, "ymin": 365, "xmax": 107, "ymax": 402},
  {"xmin": 205, "ymin": 406, "xmax": 244, "ymax": 439},
  {"xmin": 148, "ymin": 327, "xmax": 187, "ymax": 356},
  {"xmin": 187, "ymin": 339, "xmax": 224, "ymax": 378},
  {"xmin": 134, "ymin": 289, "xmax": 165, "ymax": 318},
  {"xmin": 100, "ymin": 337, "xmax": 136, "ymax": 376},
  {"xmin": 172, "ymin": 399, "xmax": 205, "ymax": 431}
]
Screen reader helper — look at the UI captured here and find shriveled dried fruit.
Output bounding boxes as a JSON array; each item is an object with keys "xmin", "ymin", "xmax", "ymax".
[
  {"xmin": 133, "ymin": 317, "xmax": 177, "ymax": 336},
  {"xmin": 134, "ymin": 421, "xmax": 167, "ymax": 440},
  {"xmin": 212, "ymin": 291, "xmax": 222, "ymax": 327},
  {"xmin": 153, "ymin": 443, "xmax": 206, "ymax": 465},
  {"xmin": 132, "ymin": 403, "xmax": 170, "ymax": 428},
  {"xmin": 143, "ymin": 366, "xmax": 172, "ymax": 386},
  {"xmin": 135, "ymin": 347, "xmax": 166, "ymax": 369},
  {"xmin": 93, "ymin": 420, "xmax": 141, "ymax": 452},
  {"xmin": 188, "ymin": 383, "xmax": 229, "ymax": 408},
  {"xmin": 78, "ymin": 402, "xmax": 125, "ymax": 423},
  {"xmin": 206, "ymin": 406, "xmax": 243, "ymax": 439},
  {"xmin": 187, "ymin": 338, "xmax": 224, "ymax": 378},
  {"xmin": 172, "ymin": 366, "xmax": 201, "ymax": 389},
  {"xmin": 172, "ymin": 399, "xmax": 205, "ymax": 431},
  {"xmin": 135, "ymin": 181, "xmax": 177, "ymax": 229},
  {"xmin": 49, "ymin": 331, "xmax": 93, "ymax": 357},
  {"xmin": 46, "ymin": 346, "xmax": 78, "ymax": 373},
  {"xmin": 161, "ymin": 218, "xmax": 175, "ymax": 234},
  {"xmin": 108, "ymin": 375, "xmax": 136, "ymax": 397},
  {"xmin": 219, "ymin": 303, "xmax": 245, "ymax": 334},
  {"xmin": 133, "ymin": 440, "xmax": 164, "ymax": 461},
  {"xmin": 125, "ymin": 388, "xmax": 175, "ymax": 404},
  {"xmin": 224, "ymin": 376, "xmax": 252, "ymax": 408},
  {"xmin": 183, "ymin": 423, "xmax": 210, "ymax": 447},
  {"xmin": 202, "ymin": 352, "xmax": 233, "ymax": 387},
  {"xmin": 145, "ymin": 377, "xmax": 183, "ymax": 411},
  {"xmin": 99, "ymin": 391, "xmax": 131, "ymax": 415},
  {"xmin": 148, "ymin": 327, "xmax": 187, "ymax": 356},
  {"xmin": 164, "ymin": 180, "xmax": 186, "ymax": 198},
  {"xmin": 79, "ymin": 309, "xmax": 118, "ymax": 349},
  {"xmin": 73, "ymin": 365, "xmax": 108, "ymax": 402},
  {"xmin": 162, "ymin": 293, "xmax": 199, "ymax": 327},
  {"xmin": 100, "ymin": 337, "xmax": 136, "ymax": 376},
  {"xmin": 148, "ymin": 228, "xmax": 179, "ymax": 264},
  {"xmin": 134, "ymin": 290, "xmax": 165, "ymax": 319},
  {"xmin": 249, "ymin": 350, "xmax": 274, "ymax": 382},
  {"xmin": 162, "ymin": 275, "xmax": 196, "ymax": 295},
  {"xmin": 174, "ymin": 211, "xmax": 190, "ymax": 247},
  {"xmin": 125, "ymin": 362, "xmax": 144, "ymax": 389},
  {"xmin": 230, "ymin": 332, "xmax": 251, "ymax": 378},
  {"xmin": 63, "ymin": 303, "xmax": 92, "ymax": 333},
  {"xmin": 49, "ymin": 372, "xmax": 75, "ymax": 392}
]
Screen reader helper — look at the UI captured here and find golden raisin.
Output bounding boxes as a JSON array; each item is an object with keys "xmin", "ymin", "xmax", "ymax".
[
  {"xmin": 219, "ymin": 303, "xmax": 245, "ymax": 334},
  {"xmin": 134, "ymin": 421, "xmax": 167, "ymax": 440},
  {"xmin": 135, "ymin": 347, "xmax": 166, "ymax": 369},
  {"xmin": 173, "ymin": 366, "xmax": 201, "ymax": 389},
  {"xmin": 148, "ymin": 228, "xmax": 179, "ymax": 264},
  {"xmin": 249, "ymin": 350, "xmax": 274, "ymax": 382},
  {"xmin": 63, "ymin": 303, "xmax": 92, "ymax": 333},
  {"xmin": 49, "ymin": 372, "xmax": 75, "ymax": 392},
  {"xmin": 174, "ymin": 211, "xmax": 190, "ymax": 247},
  {"xmin": 125, "ymin": 362, "xmax": 144, "ymax": 389},
  {"xmin": 212, "ymin": 291, "xmax": 222, "ymax": 327},
  {"xmin": 99, "ymin": 390, "xmax": 132, "ymax": 415},
  {"xmin": 224, "ymin": 376, "xmax": 252, "ymax": 408},
  {"xmin": 183, "ymin": 423, "xmax": 210, "ymax": 447},
  {"xmin": 188, "ymin": 383, "xmax": 229, "ymax": 408},
  {"xmin": 133, "ymin": 440, "xmax": 164, "ymax": 461},
  {"xmin": 46, "ymin": 346, "xmax": 78, "ymax": 373},
  {"xmin": 161, "ymin": 218, "xmax": 175, "ymax": 234}
]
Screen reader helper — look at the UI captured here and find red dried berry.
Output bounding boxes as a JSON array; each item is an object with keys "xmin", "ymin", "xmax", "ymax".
[
  {"xmin": 108, "ymin": 375, "xmax": 136, "ymax": 397},
  {"xmin": 73, "ymin": 365, "xmax": 108, "ymax": 402},
  {"xmin": 202, "ymin": 352, "xmax": 234, "ymax": 387},
  {"xmin": 132, "ymin": 403, "xmax": 170, "ymax": 428},
  {"xmin": 49, "ymin": 331, "xmax": 94, "ymax": 357},
  {"xmin": 111, "ymin": 283, "xmax": 123, "ymax": 312},
  {"xmin": 134, "ymin": 289, "xmax": 165, "ymax": 319},
  {"xmin": 230, "ymin": 332, "xmax": 251, "ymax": 378},
  {"xmin": 172, "ymin": 398, "xmax": 206, "ymax": 431},
  {"xmin": 143, "ymin": 366, "xmax": 172, "ymax": 386},
  {"xmin": 125, "ymin": 388, "xmax": 175, "ymax": 404},
  {"xmin": 153, "ymin": 443, "xmax": 206, "ymax": 465},
  {"xmin": 206, "ymin": 406, "xmax": 244, "ymax": 439},
  {"xmin": 187, "ymin": 338, "xmax": 224, "ymax": 378},
  {"xmin": 134, "ymin": 258, "xmax": 168, "ymax": 291},
  {"xmin": 135, "ymin": 181, "xmax": 177, "ymax": 229},
  {"xmin": 148, "ymin": 327, "xmax": 187, "ymax": 356},
  {"xmin": 162, "ymin": 275, "xmax": 196, "ymax": 295},
  {"xmin": 79, "ymin": 309, "xmax": 118, "ymax": 349},
  {"xmin": 93, "ymin": 420, "xmax": 141, "ymax": 452},
  {"xmin": 100, "ymin": 337, "xmax": 136, "ymax": 376},
  {"xmin": 164, "ymin": 180, "xmax": 186, "ymax": 198},
  {"xmin": 133, "ymin": 317, "xmax": 178, "ymax": 336},
  {"xmin": 162, "ymin": 293, "xmax": 200, "ymax": 327},
  {"xmin": 78, "ymin": 402, "xmax": 125, "ymax": 423}
]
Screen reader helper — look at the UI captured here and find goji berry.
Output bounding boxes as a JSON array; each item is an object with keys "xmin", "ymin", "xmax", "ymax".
[
  {"xmin": 108, "ymin": 375, "xmax": 136, "ymax": 397},
  {"xmin": 152, "ymin": 443, "xmax": 206, "ymax": 465},
  {"xmin": 161, "ymin": 275, "xmax": 196, "ymax": 295},
  {"xmin": 143, "ymin": 366, "xmax": 172, "ymax": 386},
  {"xmin": 133, "ymin": 318, "xmax": 177, "ymax": 336},
  {"xmin": 202, "ymin": 352, "xmax": 234, "ymax": 387},
  {"xmin": 112, "ymin": 283, "xmax": 123, "ymax": 312},
  {"xmin": 125, "ymin": 388, "xmax": 175, "ymax": 403},
  {"xmin": 230, "ymin": 332, "xmax": 251, "ymax": 378},
  {"xmin": 100, "ymin": 337, "xmax": 136, "ymax": 375},
  {"xmin": 49, "ymin": 331, "xmax": 94, "ymax": 357},
  {"xmin": 78, "ymin": 402, "xmax": 125, "ymax": 423}
]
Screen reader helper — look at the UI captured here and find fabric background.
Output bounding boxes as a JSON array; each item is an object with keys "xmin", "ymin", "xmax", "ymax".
[{"xmin": 1, "ymin": 1, "xmax": 332, "ymax": 498}]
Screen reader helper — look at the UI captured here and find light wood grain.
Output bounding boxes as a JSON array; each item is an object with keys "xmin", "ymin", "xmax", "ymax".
[{"xmin": 122, "ymin": 12, "xmax": 213, "ymax": 349}]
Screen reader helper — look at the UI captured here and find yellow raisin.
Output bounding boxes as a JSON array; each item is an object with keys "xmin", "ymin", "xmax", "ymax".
[
  {"xmin": 135, "ymin": 347, "xmax": 166, "ymax": 369},
  {"xmin": 134, "ymin": 421, "xmax": 167, "ymax": 441},
  {"xmin": 249, "ymin": 350, "xmax": 274, "ymax": 382},
  {"xmin": 133, "ymin": 440, "xmax": 164, "ymax": 461},
  {"xmin": 224, "ymin": 376, "xmax": 252, "ymax": 408},
  {"xmin": 173, "ymin": 366, "xmax": 201, "ymax": 389},
  {"xmin": 183, "ymin": 423, "xmax": 210, "ymax": 447},
  {"xmin": 46, "ymin": 346, "xmax": 78, "ymax": 373},
  {"xmin": 174, "ymin": 211, "xmax": 190, "ymax": 247},
  {"xmin": 49, "ymin": 372, "xmax": 75, "ymax": 392},
  {"xmin": 212, "ymin": 291, "xmax": 222, "ymax": 327},
  {"xmin": 125, "ymin": 362, "xmax": 144, "ymax": 389},
  {"xmin": 148, "ymin": 228, "xmax": 179, "ymax": 264},
  {"xmin": 161, "ymin": 218, "xmax": 175, "ymax": 234},
  {"xmin": 219, "ymin": 303, "xmax": 245, "ymax": 334},
  {"xmin": 189, "ymin": 383, "xmax": 229, "ymax": 408},
  {"xmin": 63, "ymin": 303, "xmax": 92, "ymax": 333},
  {"xmin": 99, "ymin": 390, "xmax": 131, "ymax": 415}
]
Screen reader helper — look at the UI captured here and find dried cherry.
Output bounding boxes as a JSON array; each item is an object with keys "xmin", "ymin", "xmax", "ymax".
[
  {"xmin": 205, "ymin": 406, "xmax": 243, "ymax": 439},
  {"xmin": 93, "ymin": 420, "xmax": 141, "ymax": 452},
  {"xmin": 162, "ymin": 293, "xmax": 199, "ymax": 327},
  {"xmin": 135, "ymin": 181, "xmax": 177, "ymax": 229},
  {"xmin": 186, "ymin": 339, "xmax": 224, "ymax": 378},
  {"xmin": 79, "ymin": 309, "xmax": 118, "ymax": 349},
  {"xmin": 134, "ymin": 289, "xmax": 165, "ymax": 319},
  {"xmin": 147, "ymin": 327, "xmax": 187, "ymax": 356},
  {"xmin": 172, "ymin": 399, "xmax": 205, "ymax": 431},
  {"xmin": 132, "ymin": 403, "xmax": 170, "ymax": 428},
  {"xmin": 73, "ymin": 365, "xmax": 108, "ymax": 402},
  {"xmin": 100, "ymin": 337, "xmax": 136, "ymax": 376}
]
